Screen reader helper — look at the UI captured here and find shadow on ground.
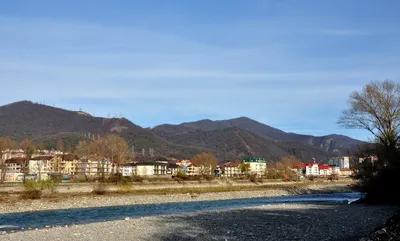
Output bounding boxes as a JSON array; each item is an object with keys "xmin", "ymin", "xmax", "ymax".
[{"xmin": 150, "ymin": 203, "xmax": 396, "ymax": 241}]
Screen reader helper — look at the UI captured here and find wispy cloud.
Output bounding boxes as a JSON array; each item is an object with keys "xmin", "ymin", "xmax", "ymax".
[
  {"xmin": 0, "ymin": 9, "xmax": 399, "ymax": 140},
  {"xmin": 310, "ymin": 29, "xmax": 370, "ymax": 36}
]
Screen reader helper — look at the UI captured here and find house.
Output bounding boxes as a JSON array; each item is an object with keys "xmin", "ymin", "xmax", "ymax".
[
  {"xmin": 28, "ymin": 155, "xmax": 53, "ymax": 179},
  {"xmin": 2, "ymin": 157, "xmax": 28, "ymax": 182},
  {"xmin": 167, "ymin": 163, "xmax": 179, "ymax": 175},
  {"xmin": 1, "ymin": 149, "xmax": 26, "ymax": 161},
  {"xmin": 339, "ymin": 168, "xmax": 353, "ymax": 176},
  {"xmin": 183, "ymin": 164, "xmax": 195, "ymax": 176},
  {"xmin": 120, "ymin": 163, "xmax": 136, "ymax": 177},
  {"xmin": 242, "ymin": 158, "xmax": 266, "ymax": 176},
  {"xmin": 221, "ymin": 160, "xmax": 242, "ymax": 177},
  {"xmin": 50, "ymin": 154, "xmax": 82, "ymax": 175},
  {"xmin": 75, "ymin": 158, "xmax": 112, "ymax": 176},
  {"xmin": 176, "ymin": 160, "xmax": 201, "ymax": 176},
  {"xmin": 121, "ymin": 161, "xmax": 180, "ymax": 177},
  {"xmin": 292, "ymin": 162, "xmax": 319, "ymax": 177},
  {"xmin": 318, "ymin": 165, "xmax": 332, "ymax": 176},
  {"xmin": 153, "ymin": 160, "xmax": 168, "ymax": 175},
  {"xmin": 294, "ymin": 161, "xmax": 321, "ymax": 176}
]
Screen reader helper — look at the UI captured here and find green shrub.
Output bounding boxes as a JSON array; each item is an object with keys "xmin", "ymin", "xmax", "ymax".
[
  {"xmin": 92, "ymin": 182, "xmax": 109, "ymax": 195},
  {"xmin": 22, "ymin": 180, "xmax": 58, "ymax": 199}
]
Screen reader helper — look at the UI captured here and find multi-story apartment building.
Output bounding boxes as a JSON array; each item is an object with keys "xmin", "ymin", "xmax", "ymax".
[
  {"xmin": 328, "ymin": 156, "xmax": 350, "ymax": 169},
  {"xmin": 243, "ymin": 158, "xmax": 267, "ymax": 176},
  {"xmin": 121, "ymin": 161, "xmax": 179, "ymax": 177},
  {"xmin": 28, "ymin": 156, "xmax": 53, "ymax": 179},
  {"xmin": 221, "ymin": 160, "xmax": 242, "ymax": 177}
]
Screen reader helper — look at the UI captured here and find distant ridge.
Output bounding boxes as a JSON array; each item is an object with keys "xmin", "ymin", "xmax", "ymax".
[
  {"xmin": 153, "ymin": 117, "xmax": 361, "ymax": 157},
  {"xmin": 0, "ymin": 101, "xmax": 361, "ymax": 162}
]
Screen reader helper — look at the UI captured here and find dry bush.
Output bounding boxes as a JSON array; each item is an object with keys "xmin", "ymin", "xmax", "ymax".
[
  {"xmin": 22, "ymin": 180, "xmax": 58, "ymax": 199},
  {"xmin": 92, "ymin": 182, "xmax": 109, "ymax": 195},
  {"xmin": 117, "ymin": 182, "xmax": 133, "ymax": 194}
]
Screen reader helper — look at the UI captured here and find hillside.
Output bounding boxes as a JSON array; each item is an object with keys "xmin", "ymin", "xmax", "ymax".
[
  {"xmin": 153, "ymin": 117, "xmax": 361, "ymax": 155},
  {"xmin": 0, "ymin": 101, "xmax": 359, "ymax": 162},
  {"xmin": 163, "ymin": 126, "xmax": 331, "ymax": 162},
  {"xmin": 0, "ymin": 101, "xmax": 202, "ymax": 158}
]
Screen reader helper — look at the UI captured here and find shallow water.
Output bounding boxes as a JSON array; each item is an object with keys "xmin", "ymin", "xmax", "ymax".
[{"xmin": 0, "ymin": 192, "xmax": 363, "ymax": 232}]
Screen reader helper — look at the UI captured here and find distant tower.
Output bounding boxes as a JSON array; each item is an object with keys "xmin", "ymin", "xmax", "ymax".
[
  {"xmin": 142, "ymin": 148, "xmax": 145, "ymax": 156},
  {"xmin": 131, "ymin": 145, "xmax": 135, "ymax": 154}
]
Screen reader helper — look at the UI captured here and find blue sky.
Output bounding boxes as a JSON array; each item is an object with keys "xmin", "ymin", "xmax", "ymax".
[{"xmin": 1, "ymin": 0, "xmax": 399, "ymax": 141}]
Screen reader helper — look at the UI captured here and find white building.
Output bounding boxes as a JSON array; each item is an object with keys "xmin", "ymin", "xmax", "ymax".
[
  {"xmin": 318, "ymin": 165, "xmax": 332, "ymax": 176},
  {"xmin": 242, "ymin": 158, "xmax": 266, "ymax": 176},
  {"xmin": 329, "ymin": 156, "xmax": 350, "ymax": 169},
  {"xmin": 305, "ymin": 162, "xmax": 319, "ymax": 176},
  {"xmin": 221, "ymin": 160, "xmax": 242, "ymax": 177},
  {"xmin": 28, "ymin": 159, "xmax": 51, "ymax": 179}
]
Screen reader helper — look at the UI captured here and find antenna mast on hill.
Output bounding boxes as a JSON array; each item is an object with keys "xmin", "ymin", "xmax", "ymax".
[
  {"xmin": 131, "ymin": 145, "xmax": 135, "ymax": 154},
  {"xmin": 142, "ymin": 148, "xmax": 145, "ymax": 156}
]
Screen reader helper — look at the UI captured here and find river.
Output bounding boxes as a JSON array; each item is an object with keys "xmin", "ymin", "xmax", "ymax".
[{"xmin": 0, "ymin": 192, "xmax": 362, "ymax": 232}]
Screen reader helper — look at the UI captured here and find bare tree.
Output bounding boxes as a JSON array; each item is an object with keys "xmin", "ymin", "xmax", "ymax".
[
  {"xmin": 56, "ymin": 139, "xmax": 65, "ymax": 152},
  {"xmin": 338, "ymin": 80, "xmax": 400, "ymax": 165},
  {"xmin": 19, "ymin": 138, "xmax": 36, "ymax": 183},
  {"xmin": 75, "ymin": 140, "xmax": 91, "ymax": 181},
  {"xmin": 339, "ymin": 80, "xmax": 400, "ymax": 204},
  {"xmin": 38, "ymin": 143, "xmax": 45, "ymax": 151},
  {"xmin": 192, "ymin": 152, "xmax": 218, "ymax": 177},
  {"xmin": 0, "ymin": 137, "xmax": 16, "ymax": 183},
  {"xmin": 103, "ymin": 134, "xmax": 131, "ymax": 174}
]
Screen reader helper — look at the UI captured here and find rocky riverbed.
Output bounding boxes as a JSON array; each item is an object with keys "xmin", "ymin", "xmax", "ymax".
[
  {"xmin": 1, "ymin": 203, "xmax": 397, "ymax": 241},
  {"xmin": 0, "ymin": 184, "xmax": 353, "ymax": 214}
]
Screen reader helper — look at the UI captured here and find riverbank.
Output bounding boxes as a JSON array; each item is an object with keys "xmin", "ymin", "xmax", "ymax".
[
  {"xmin": 0, "ymin": 182, "xmax": 354, "ymax": 214},
  {"xmin": 1, "ymin": 203, "xmax": 397, "ymax": 241}
]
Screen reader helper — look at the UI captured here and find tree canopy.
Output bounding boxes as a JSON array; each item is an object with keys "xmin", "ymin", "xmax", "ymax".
[{"xmin": 338, "ymin": 80, "xmax": 400, "ymax": 149}]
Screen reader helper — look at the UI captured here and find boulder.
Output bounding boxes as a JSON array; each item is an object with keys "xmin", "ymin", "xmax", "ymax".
[{"xmin": 360, "ymin": 211, "xmax": 400, "ymax": 241}]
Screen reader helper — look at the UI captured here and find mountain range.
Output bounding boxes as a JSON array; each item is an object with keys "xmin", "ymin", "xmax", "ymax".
[{"xmin": 0, "ymin": 101, "xmax": 361, "ymax": 162}]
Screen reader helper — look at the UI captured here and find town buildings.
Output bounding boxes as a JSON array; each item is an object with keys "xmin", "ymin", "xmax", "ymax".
[
  {"xmin": 0, "ymin": 147, "xmax": 354, "ymax": 181},
  {"xmin": 329, "ymin": 156, "xmax": 350, "ymax": 169},
  {"xmin": 292, "ymin": 157, "xmax": 352, "ymax": 178}
]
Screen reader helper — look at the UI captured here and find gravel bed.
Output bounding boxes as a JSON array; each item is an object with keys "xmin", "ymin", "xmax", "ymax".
[
  {"xmin": 1, "ymin": 203, "xmax": 396, "ymax": 241},
  {"xmin": 0, "ymin": 184, "xmax": 353, "ymax": 214}
]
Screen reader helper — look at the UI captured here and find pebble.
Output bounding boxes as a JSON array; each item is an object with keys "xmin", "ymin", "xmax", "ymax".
[
  {"xmin": 0, "ymin": 183, "xmax": 354, "ymax": 215},
  {"xmin": 0, "ymin": 204, "xmax": 387, "ymax": 241}
]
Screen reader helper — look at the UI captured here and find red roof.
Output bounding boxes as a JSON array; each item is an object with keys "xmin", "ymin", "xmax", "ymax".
[
  {"xmin": 292, "ymin": 163, "xmax": 315, "ymax": 168},
  {"xmin": 318, "ymin": 165, "xmax": 332, "ymax": 170}
]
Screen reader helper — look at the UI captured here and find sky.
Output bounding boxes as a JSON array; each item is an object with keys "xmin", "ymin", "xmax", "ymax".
[{"xmin": 1, "ymin": 0, "xmax": 399, "ymax": 141}]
